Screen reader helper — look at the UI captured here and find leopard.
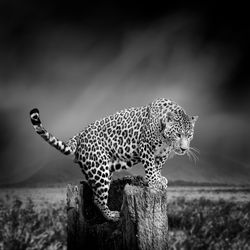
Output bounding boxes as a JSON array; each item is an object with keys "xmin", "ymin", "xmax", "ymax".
[{"xmin": 30, "ymin": 98, "xmax": 198, "ymax": 221}]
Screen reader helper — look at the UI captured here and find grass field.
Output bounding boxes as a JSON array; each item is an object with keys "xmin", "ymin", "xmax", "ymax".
[{"xmin": 0, "ymin": 186, "xmax": 250, "ymax": 249}]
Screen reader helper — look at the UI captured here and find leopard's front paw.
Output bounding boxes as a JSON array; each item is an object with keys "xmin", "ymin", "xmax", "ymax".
[
  {"xmin": 148, "ymin": 176, "xmax": 168, "ymax": 190},
  {"xmin": 159, "ymin": 176, "xmax": 168, "ymax": 189}
]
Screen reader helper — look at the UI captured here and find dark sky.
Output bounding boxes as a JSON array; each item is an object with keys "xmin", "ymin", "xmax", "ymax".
[{"xmin": 0, "ymin": 1, "xmax": 250, "ymax": 184}]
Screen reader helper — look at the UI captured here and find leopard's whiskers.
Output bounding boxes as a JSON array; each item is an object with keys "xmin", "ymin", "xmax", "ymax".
[
  {"xmin": 187, "ymin": 151, "xmax": 192, "ymax": 161},
  {"xmin": 190, "ymin": 146, "xmax": 200, "ymax": 154},
  {"xmin": 187, "ymin": 147, "xmax": 199, "ymax": 164}
]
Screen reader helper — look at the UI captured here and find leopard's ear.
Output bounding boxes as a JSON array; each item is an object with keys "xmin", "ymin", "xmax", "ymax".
[
  {"xmin": 159, "ymin": 118, "xmax": 166, "ymax": 133},
  {"xmin": 191, "ymin": 115, "xmax": 198, "ymax": 125},
  {"xmin": 160, "ymin": 112, "xmax": 174, "ymax": 132},
  {"xmin": 166, "ymin": 112, "xmax": 174, "ymax": 123}
]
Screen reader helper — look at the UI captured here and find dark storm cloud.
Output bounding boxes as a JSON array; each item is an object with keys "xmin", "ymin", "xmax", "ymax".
[
  {"xmin": 0, "ymin": 2, "xmax": 250, "ymax": 184},
  {"xmin": 1, "ymin": 1, "xmax": 250, "ymax": 108}
]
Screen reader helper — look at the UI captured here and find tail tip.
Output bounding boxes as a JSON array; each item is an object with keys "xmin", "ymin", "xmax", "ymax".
[
  {"xmin": 30, "ymin": 108, "xmax": 40, "ymax": 116},
  {"xmin": 30, "ymin": 108, "xmax": 41, "ymax": 124}
]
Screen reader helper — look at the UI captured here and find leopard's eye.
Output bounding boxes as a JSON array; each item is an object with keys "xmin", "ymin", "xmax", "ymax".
[{"xmin": 176, "ymin": 133, "xmax": 181, "ymax": 138}]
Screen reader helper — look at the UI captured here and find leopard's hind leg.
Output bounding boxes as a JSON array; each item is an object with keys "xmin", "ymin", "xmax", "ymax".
[
  {"xmin": 93, "ymin": 181, "xmax": 120, "ymax": 221},
  {"xmin": 82, "ymin": 158, "xmax": 120, "ymax": 221}
]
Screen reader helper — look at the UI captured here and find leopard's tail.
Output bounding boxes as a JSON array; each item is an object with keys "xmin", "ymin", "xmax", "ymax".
[{"xmin": 30, "ymin": 108, "xmax": 77, "ymax": 156}]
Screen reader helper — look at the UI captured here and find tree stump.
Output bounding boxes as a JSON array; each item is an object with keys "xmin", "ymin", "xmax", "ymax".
[{"xmin": 66, "ymin": 176, "xmax": 168, "ymax": 250}]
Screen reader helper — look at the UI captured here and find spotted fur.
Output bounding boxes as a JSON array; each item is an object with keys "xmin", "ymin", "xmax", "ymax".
[{"xmin": 30, "ymin": 98, "xmax": 198, "ymax": 221}]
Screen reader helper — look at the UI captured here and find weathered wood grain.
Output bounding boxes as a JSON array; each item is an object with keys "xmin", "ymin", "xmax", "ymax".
[{"xmin": 66, "ymin": 176, "xmax": 168, "ymax": 250}]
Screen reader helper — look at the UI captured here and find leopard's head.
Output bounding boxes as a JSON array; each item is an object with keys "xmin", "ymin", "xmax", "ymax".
[{"xmin": 160, "ymin": 108, "xmax": 198, "ymax": 159}]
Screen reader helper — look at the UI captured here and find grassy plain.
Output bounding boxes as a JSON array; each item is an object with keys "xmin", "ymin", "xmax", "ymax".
[{"xmin": 0, "ymin": 186, "xmax": 250, "ymax": 249}]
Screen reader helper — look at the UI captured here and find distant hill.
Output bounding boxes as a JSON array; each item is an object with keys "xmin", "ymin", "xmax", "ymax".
[
  {"xmin": 3, "ymin": 151, "xmax": 250, "ymax": 187},
  {"xmin": 163, "ymin": 152, "xmax": 250, "ymax": 185}
]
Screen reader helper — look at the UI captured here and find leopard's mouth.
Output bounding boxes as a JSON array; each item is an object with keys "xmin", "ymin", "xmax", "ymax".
[{"xmin": 174, "ymin": 148, "xmax": 187, "ymax": 155}]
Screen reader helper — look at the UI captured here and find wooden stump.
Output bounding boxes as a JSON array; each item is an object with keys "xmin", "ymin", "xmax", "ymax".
[{"xmin": 66, "ymin": 176, "xmax": 168, "ymax": 250}]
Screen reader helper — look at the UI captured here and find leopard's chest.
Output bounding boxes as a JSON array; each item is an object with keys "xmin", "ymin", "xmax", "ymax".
[
  {"xmin": 155, "ymin": 145, "xmax": 170, "ymax": 158},
  {"xmin": 154, "ymin": 141, "xmax": 173, "ymax": 164}
]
